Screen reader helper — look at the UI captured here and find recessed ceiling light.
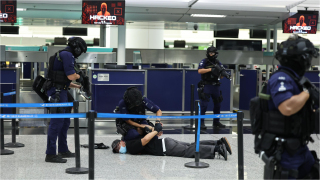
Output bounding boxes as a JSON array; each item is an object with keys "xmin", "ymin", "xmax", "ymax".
[
  {"xmin": 191, "ymin": 14, "xmax": 226, "ymax": 18},
  {"xmin": 17, "ymin": 8, "xmax": 26, "ymax": 11}
]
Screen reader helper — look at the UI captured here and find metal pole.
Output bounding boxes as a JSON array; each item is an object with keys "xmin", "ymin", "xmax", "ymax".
[
  {"xmin": 66, "ymin": 101, "xmax": 88, "ymax": 174},
  {"xmin": 194, "ymin": 100, "xmax": 199, "ymax": 142},
  {"xmin": 87, "ymin": 110, "xmax": 96, "ymax": 180},
  {"xmin": 184, "ymin": 100, "xmax": 209, "ymax": 168},
  {"xmin": 237, "ymin": 111, "xmax": 244, "ymax": 180},
  {"xmin": 5, "ymin": 90, "xmax": 24, "ymax": 148},
  {"xmin": 183, "ymin": 84, "xmax": 195, "ymax": 129},
  {"xmin": 0, "ymin": 92, "xmax": 14, "ymax": 155}
]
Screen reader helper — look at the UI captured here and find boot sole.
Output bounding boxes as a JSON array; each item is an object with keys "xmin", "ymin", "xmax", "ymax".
[
  {"xmin": 45, "ymin": 160, "xmax": 67, "ymax": 163},
  {"xmin": 222, "ymin": 144, "xmax": 227, "ymax": 161},
  {"xmin": 221, "ymin": 137, "xmax": 232, "ymax": 155}
]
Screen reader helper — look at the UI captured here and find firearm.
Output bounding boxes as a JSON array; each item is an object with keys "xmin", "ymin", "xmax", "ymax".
[
  {"xmin": 299, "ymin": 76, "xmax": 319, "ymax": 107},
  {"xmin": 76, "ymin": 70, "xmax": 92, "ymax": 100},
  {"xmin": 211, "ymin": 64, "xmax": 232, "ymax": 80}
]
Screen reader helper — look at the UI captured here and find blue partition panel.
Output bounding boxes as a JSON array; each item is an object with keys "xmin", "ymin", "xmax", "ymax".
[
  {"xmin": 1, "ymin": 69, "xmax": 17, "ymax": 114},
  {"xmin": 91, "ymin": 70, "xmax": 145, "ymax": 113},
  {"xmin": 304, "ymin": 71, "xmax": 320, "ymax": 88},
  {"xmin": 239, "ymin": 70, "xmax": 257, "ymax": 110},
  {"xmin": 147, "ymin": 69, "xmax": 183, "ymax": 111},
  {"xmin": 23, "ymin": 62, "xmax": 31, "ymax": 79},
  {"xmin": 184, "ymin": 70, "xmax": 232, "ymax": 112}
]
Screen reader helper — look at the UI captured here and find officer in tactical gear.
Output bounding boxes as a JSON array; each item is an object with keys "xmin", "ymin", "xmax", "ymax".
[
  {"xmin": 198, "ymin": 46, "xmax": 231, "ymax": 128},
  {"xmin": 118, "ymin": 87, "xmax": 163, "ymax": 141},
  {"xmin": 44, "ymin": 37, "xmax": 87, "ymax": 163},
  {"xmin": 257, "ymin": 34, "xmax": 319, "ymax": 179}
]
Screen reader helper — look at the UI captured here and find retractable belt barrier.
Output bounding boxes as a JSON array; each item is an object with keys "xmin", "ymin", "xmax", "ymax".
[
  {"xmin": 3, "ymin": 91, "xmax": 16, "ymax": 97},
  {"xmin": 0, "ymin": 101, "xmax": 244, "ymax": 180}
]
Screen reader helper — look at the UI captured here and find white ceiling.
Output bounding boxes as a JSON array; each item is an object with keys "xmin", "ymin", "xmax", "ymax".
[{"xmin": 10, "ymin": 0, "xmax": 320, "ymax": 30}]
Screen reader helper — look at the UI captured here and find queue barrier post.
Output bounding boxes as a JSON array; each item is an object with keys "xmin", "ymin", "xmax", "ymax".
[
  {"xmin": 184, "ymin": 100, "xmax": 209, "ymax": 168},
  {"xmin": 183, "ymin": 84, "xmax": 195, "ymax": 130},
  {"xmin": 66, "ymin": 101, "xmax": 89, "ymax": 174},
  {"xmin": 87, "ymin": 110, "xmax": 97, "ymax": 180},
  {"xmin": 237, "ymin": 111, "xmax": 244, "ymax": 180},
  {"xmin": 4, "ymin": 89, "xmax": 25, "ymax": 148},
  {"xmin": 0, "ymin": 92, "xmax": 14, "ymax": 155}
]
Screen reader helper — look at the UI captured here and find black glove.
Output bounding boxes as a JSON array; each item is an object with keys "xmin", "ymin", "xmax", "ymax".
[
  {"xmin": 221, "ymin": 70, "xmax": 231, "ymax": 80},
  {"xmin": 76, "ymin": 71, "xmax": 84, "ymax": 83},
  {"xmin": 299, "ymin": 76, "xmax": 319, "ymax": 107},
  {"xmin": 144, "ymin": 126, "xmax": 152, "ymax": 134},
  {"xmin": 154, "ymin": 123, "xmax": 162, "ymax": 132}
]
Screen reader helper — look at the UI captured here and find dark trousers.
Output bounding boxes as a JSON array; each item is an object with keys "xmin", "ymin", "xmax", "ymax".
[
  {"xmin": 200, "ymin": 84, "xmax": 221, "ymax": 124},
  {"xmin": 123, "ymin": 120, "xmax": 148, "ymax": 141},
  {"xmin": 46, "ymin": 89, "xmax": 71, "ymax": 155},
  {"xmin": 280, "ymin": 145, "xmax": 315, "ymax": 179},
  {"xmin": 164, "ymin": 137, "xmax": 217, "ymax": 159}
]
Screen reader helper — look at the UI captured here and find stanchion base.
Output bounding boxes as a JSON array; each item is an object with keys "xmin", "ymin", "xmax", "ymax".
[
  {"xmin": 185, "ymin": 161, "xmax": 209, "ymax": 168},
  {"xmin": 4, "ymin": 142, "xmax": 25, "ymax": 148},
  {"xmin": 0, "ymin": 149, "xmax": 14, "ymax": 155},
  {"xmin": 66, "ymin": 167, "xmax": 89, "ymax": 174},
  {"xmin": 182, "ymin": 125, "xmax": 195, "ymax": 130}
]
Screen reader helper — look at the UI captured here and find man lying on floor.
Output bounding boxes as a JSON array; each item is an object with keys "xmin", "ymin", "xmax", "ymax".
[{"xmin": 111, "ymin": 122, "xmax": 232, "ymax": 160}]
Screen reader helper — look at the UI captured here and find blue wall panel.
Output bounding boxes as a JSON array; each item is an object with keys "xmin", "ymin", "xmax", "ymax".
[
  {"xmin": 239, "ymin": 70, "xmax": 257, "ymax": 110},
  {"xmin": 1, "ymin": 69, "xmax": 17, "ymax": 114},
  {"xmin": 91, "ymin": 70, "xmax": 145, "ymax": 113},
  {"xmin": 147, "ymin": 70, "xmax": 183, "ymax": 111}
]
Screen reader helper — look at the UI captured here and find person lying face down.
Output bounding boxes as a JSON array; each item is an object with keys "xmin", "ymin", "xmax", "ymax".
[{"xmin": 111, "ymin": 122, "xmax": 232, "ymax": 160}]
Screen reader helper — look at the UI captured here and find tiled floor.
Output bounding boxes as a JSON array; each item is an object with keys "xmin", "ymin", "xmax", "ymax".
[{"xmin": 1, "ymin": 133, "xmax": 319, "ymax": 180}]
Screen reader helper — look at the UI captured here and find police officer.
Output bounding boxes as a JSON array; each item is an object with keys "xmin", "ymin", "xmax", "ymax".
[
  {"xmin": 45, "ymin": 37, "xmax": 87, "ymax": 163},
  {"xmin": 198, "ymin": 46, "xmax": 231, "ymax": 128},
  {"xmin": 118, "ymin": 87, "xmax": 162, "ymax": 141},
  {"xmin": 261, "ymin": 34, "xmax": 319, "ymax": 178}
]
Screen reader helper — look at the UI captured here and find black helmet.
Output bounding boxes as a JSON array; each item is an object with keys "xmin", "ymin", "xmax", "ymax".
[
  {"xmin": 206, "ymin": 46, "xmax": 218, "ymax": 60},
  {"xmin": 67, "ymin": 37, "xmax": 87, "ymax": 58},
  {"xmin": 123, "ymin": 86, "xmax": 143, "ymax": 110},
  {"xmin": 276, "ymin": 34, "xmax": 319, "ymax": 76}
]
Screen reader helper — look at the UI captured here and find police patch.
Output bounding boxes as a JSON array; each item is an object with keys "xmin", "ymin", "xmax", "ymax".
[
  {"xmin": 278, "ymin": 82, "xmax": 286, "ymax": 92},
  {"xmin": 278, "ymin": 76, "xmax": 285, "ymax": 80}
]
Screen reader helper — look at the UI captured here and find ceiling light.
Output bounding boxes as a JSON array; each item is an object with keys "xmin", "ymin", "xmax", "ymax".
[
  {"xmin": 191, "ymin": 14, "xmax": 226, "ymax": 18},
  {"xmin": 17, "ymin": 8, "xmax": 26, "ymax": 11}
]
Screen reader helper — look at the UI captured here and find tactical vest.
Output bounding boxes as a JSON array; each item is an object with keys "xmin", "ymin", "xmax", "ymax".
[
  {"xmin": 262, "ymin": 70, "xmax": 314, "ymax": 142},
  {"xmin": 201, "ymin": 58, "xmax": 220, "ymax": 82},
  {"xmin": 46, "ymin": 49, "xmax": 78, "ymax": 89}
]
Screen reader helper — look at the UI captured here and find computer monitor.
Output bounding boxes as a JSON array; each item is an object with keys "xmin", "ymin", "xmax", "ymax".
[{"xmin": 104, "ymin": 64, "xmax": 127, "ymax": 69}]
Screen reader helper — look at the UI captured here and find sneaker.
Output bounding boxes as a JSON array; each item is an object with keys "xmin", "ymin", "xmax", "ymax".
[
  {"xmin": 216, "ymin": 144, "xmax": 227, "ymax": 161},
  {"xmin": 213, "ymin": 122, "xmax": 226, "ymax": 128},
  {"xmin": 45, "ymin": 154, "xmax": 67, "ymax": 163},
  {"xmin": 221, "ymin": 137, "xmax": 232, "ymax": 155},
  {"xmin": 58, "ymin": 151, "xmax": 75, "ymax": 158}
]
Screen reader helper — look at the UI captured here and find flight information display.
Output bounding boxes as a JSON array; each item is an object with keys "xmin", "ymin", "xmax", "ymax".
[
  {"xmin": 0, "ymin": 0, "xmax": 17, "ymax": 23},
  {"xmin": 283, "ymin": 12, "xmax": 318, "ymax": 34},
  {"xmin": 82, "ymin": 1, "xmax": 125, "ymax": 25}
]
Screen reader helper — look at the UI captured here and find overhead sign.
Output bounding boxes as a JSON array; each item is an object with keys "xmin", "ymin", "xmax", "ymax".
[
  {"xmin": 0, "ymin": 0, "xmax": 17, "ymax": 23},
  {"xmin": 82, "ymin": 1, "xmax": 125, "ymax": 25},
  {"xmin": 283, "ymin": 12, "xmax": 318, "ymax": 34}
]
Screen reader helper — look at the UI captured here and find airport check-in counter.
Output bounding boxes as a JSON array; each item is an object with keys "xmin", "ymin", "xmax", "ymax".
[{"xmin": 89, "ymin": 68, "xmax": 233, "ymax": 116}]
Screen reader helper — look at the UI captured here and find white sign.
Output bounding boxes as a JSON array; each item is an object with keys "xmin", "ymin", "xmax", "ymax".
[{"xmin": 98, "ymin": 74, "xmax": 109, "ymax": 81}]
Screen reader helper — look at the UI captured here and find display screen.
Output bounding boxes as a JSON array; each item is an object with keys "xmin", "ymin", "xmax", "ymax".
[
  {"xmin": 283, "ymin": 12, "xmax": 318, "ymax": 34},
  {"xmin": 82, "ymin": 1, "xmax": 125, "ymax": 25},
  {"xmin": 216, "ymin": 39, "xmax": 262, "ymax": 51},
  {"xmin": 0, "ymin": 0, "xmax": 17, "ymax": 23}
]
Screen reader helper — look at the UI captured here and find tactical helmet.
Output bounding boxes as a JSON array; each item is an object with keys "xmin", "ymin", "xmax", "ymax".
[
  {"xmin": 123, "ymin": 86, "xmax": 143, "ymax": 110},
  {"xmin": 67, "ymin": 37, "xmax": 87, "ymax": 58},
  {"xmin": 276, "ymin": 34, "xmax": 319, "ymax": 76},
  {"xmin": 206, "ymin": 46, "xmax": 218, "ymax": 59}
]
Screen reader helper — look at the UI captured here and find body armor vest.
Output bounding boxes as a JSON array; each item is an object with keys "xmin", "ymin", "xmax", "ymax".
[
  {"xmin": 46, "ymin": 50, "xmax": 73, "ymax": 88},
  {"xmin": 201, "ymin": 58, "xmax": 220, "ymax": 82}
]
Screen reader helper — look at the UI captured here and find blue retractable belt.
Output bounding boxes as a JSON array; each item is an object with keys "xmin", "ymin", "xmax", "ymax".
[
  {"xmin": 3, "ymin": 91, "xmax": 16, "ymax": 96},
  {"xmin": 97, "ymin": 113, "xmax": 237, "ymax": 119},
  {"xmin": 0, "ymin": 103, "xmax": 73, "ymax": 108},
  {"xmin": 0, "ymin": 113, "xmax": 86, "ymax": 119}
]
